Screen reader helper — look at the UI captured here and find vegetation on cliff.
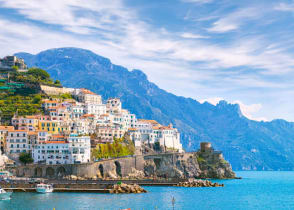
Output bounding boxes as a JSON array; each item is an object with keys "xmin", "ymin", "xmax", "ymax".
[
  {"xmin": 0, "ymin": 68, "xmax": 60, "ymax": 123},
  {"xmin": 0, "ymin": 94, "xmax": 44, "ymax": 123},
  {"xmin": 92, "ymin": 137, "xmax": 135, "ymax": 159},
  {"xmin": 10, "ymin": 67, "xmax": 61, "ymax": 87}
]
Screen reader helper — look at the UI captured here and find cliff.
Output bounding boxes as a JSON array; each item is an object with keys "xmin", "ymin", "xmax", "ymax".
[{"xmin": 143, "ymin": 142, "xmax": 235, "ymax": 179}]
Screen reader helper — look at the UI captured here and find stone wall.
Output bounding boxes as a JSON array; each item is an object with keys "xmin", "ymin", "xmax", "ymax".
[
  {"xmin": 8, "ymin": 156, "xmax": 145, "ymax": 179},
  {"xmin": 40, "ymin": 85, "xmax": 75, "ymax": 95}
]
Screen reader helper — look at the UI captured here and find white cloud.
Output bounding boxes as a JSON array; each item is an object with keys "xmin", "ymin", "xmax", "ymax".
[
  {"xmin": 199, "ymin": 97, "xmax": 224, "ymax": 105},
  {"xmin": 208, "ymin": 8, "xmax": 262, "ymax": 33},
  {"xmin": 233, "ymin": 100, "xmax": 267, "ymax": 121},
  {"xmin": 181, "ymin": 0, "xmax": 214, "ymax": 4},
  {"xmin": 1, "ymin": 0, "xmax": 293, "ymax": 77},
  {"xmin": 275, "ymin": 3, "xmax": 294, "ymax": 12},
  {"xmin": 200, "ymin": 98, "xmax": 267, "ymax": 121},
  {"xmin": 181, "ymin": 33, "xmax": 209, "ymax": 39}
]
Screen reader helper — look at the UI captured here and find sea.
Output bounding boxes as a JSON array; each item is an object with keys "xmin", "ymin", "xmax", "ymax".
[{"xmin": 1, "ymin": 171, "xmax": 294, "ymax": 210}]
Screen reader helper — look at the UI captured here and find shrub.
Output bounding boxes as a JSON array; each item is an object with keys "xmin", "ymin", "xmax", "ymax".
[
  {"xmin": 19, "ymin": 152, "xmax": 33, "ymax": 165},
  {"xmin": 27, "ymin": 68, "xmax": 50, "ymax": 80}
]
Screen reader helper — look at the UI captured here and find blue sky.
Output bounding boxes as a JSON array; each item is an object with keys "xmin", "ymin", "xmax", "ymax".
[{"xmin": 0, "ymin": 0, "xmax": 294, "ymax": 121}]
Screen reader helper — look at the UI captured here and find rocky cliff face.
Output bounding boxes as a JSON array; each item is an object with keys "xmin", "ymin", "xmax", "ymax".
[{"xmin": 143, "ymin": 143, "xmax": 235, "ymax": 179}]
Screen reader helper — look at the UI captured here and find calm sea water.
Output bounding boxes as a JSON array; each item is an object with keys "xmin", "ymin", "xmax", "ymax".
[{"xmin": 1, "ymin": 171, "xmax": 294, "ymax": 210}]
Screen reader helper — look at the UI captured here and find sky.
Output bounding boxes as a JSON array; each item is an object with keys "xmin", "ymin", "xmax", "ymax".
[{"xmin": 0, "ymin": 0, "xmax": 294, "ymax": 121}]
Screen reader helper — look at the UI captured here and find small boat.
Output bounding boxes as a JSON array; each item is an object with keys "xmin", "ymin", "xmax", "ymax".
[
  {"xmin": 36, "ymin": 183, "xmax": 53, "ymax": 193},
  {"xmin": 0, "ymin": 188, "xmax": 12, "ymax": 200}
]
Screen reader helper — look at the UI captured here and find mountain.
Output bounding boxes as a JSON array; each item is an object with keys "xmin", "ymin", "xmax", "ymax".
[{"xmin": 15, "ymin": 47, "xmax": 294, "ymax": 170}]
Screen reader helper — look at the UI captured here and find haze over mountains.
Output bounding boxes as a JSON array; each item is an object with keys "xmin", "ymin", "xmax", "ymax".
[{"xmin": 15, "ymin": 47, "xmax": 294, "ymax": 170}]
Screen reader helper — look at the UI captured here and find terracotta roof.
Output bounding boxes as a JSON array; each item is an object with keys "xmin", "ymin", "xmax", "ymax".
[
  {"xmin": 80, "ymin": 88, "xmax": 97, "ymax": 95},
  {"xmin": 51, "ymin": 135, "xmax": 66, "ymax": 138},
  {"xmin": 28, "ymin": 131, "xmax": 37, "ymax": 135},
  {"xmin": 10, "ymin": 130, "xmax": 27, "ymax": 132},
  {"xmin": 100, "ymin": 114, "xmax": 109, "ymax": 117},
  {"xmin": 81, "ymin": 114, "xmax": 95, "ymax": 118},
  {"xmin": 138, "ymin": 119, "xmax": 160, "ymax": 125},
  {"xmin": 153, "ymin": 126, "xmax": 174, "ymax": 130},
  {"xmin": 0, "ymin": 126, "xmax": 14, "ymax": 131},
  {"xmin": 44, "ymin": 141, "xmax": 67, "ymax": 144},
  {"xmin": 43, "ymin": 100, "xmax": 59, "ymax": 104},
  {"xmin": 26, "ymin": 115, "xmax": 39, "ymax": 119}
]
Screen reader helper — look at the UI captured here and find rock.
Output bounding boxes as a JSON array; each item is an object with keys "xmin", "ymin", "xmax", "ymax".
[
  {"xmin": 127, "ymin": 168, "xmax": 145, "ymax": 179},
  {"xmin": 70, "ymin": 175, "xmax": 77, "ymax": 180},
  {"xmin": 109, "ymin": 183, "xmax": 147, "ymax": 194},
  {"xmin": 107, "ymin": 171, "xmax": 118, "ymax": 179},
  {"xmin": 177, "ymin": 179, "xmax": 224, "ymax": 187}
]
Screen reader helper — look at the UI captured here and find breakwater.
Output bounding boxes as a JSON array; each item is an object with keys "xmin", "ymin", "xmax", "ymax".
[{"xmin": 0, "ymin": 179, "xmax": 186, "ymax": 193}]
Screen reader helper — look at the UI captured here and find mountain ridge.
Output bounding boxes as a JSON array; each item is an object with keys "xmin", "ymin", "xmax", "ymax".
[{"xmin": 15, "ymin": 47, "xmax": 294, "ymax": 170}]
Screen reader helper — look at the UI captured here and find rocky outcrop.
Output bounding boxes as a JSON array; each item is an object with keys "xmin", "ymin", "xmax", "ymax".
[
  {"xmin": 196, "ymin": 142, "xmax": 235, "ymax": 179},
  {"xmin": 143, "ymin": 143, "xmax": 236, "ymax": 179},
  {"xmin": 109, "ymin": 183, "xmax": 147, "ymax": 194},
  {"xmin": 144, "ymin": 153, "xmax": 200, "ymax": 179},
  {"xmin": 177, "ymin": 179, "xmax": 224, "ymax": 187},
  {"xmin": 126, "ymin": 168, "xmax": 145, "ymax": 179}
]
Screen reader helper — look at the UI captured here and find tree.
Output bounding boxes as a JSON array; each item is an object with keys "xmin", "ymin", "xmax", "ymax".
[
  {"xmin": 32, "ymin": 94, "xmax": 42, "ymax": 104},
  {"xmin": 19, "ymin": 152, "xmax": 33, "ymax": 165},
  {"xmin": 12, "ymin": 66, "xmax": 19, "ymax": 71},
  {"xmin": 54, "ymin": 80, "xmax": 61, "ymax": 85},
  {"xmin": 27, "ymin": 68, "xmax": 50, "ymax": 80}
]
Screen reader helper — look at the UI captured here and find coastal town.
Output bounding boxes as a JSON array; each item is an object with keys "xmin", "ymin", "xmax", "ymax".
[
  {"xmin": 0, "ymin": 55, "xmax": 183, "ymax": 167},
  {"xmin": 1, "ymin": 86, "xmax": 183, "ymax": 165},
  {"xmin": 0, "ymin": 55, "xmax": 235, "ymax": 191}
]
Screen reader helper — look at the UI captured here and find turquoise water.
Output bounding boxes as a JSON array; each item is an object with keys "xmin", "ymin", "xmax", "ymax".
[{"xmin": 1, "ymin": 171, "xmax": 294, "ymax": 210}]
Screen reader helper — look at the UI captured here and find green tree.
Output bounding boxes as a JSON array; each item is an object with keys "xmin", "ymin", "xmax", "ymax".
[
  {"xmin": 19, "ymin": 152, "xmax": 33, "ymax": 165},
  {"xmin": 27, "ymin": 68, "xmax": 50, "ymax": 80},
  {"xmin": 32, "ymin": 94, "xmax": 42, "ymax": 104},
  {"xmin": 54, "ymin": 80, "xmax": 61, "ymax": 85},
  {"xmin": 12, "ymin": 65, "xmax": 19, "ymax": 71}
]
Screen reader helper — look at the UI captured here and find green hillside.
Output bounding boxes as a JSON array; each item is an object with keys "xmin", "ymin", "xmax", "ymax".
[{"xmin": 0, "ymin": 68, "xmax": 60, "ymax": 123}]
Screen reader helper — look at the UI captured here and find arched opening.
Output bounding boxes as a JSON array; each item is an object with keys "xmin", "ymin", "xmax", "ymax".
[
  {"xmin": 115, "ymin": 161, "xmax": 122, "ymax": 177},
  {"xmin": 154, "ymin": 158, "xmax": 161, "ymax": 169},
  {"xmin": 23, "ymin": 168, "xmax": 30, "ymax": 177},
  {"xmin": 98, "ymin": 164, "xmax": 104, "ymax": 178},
  {"xmin": 34, "ymin": 167, "xmax": 43, "ymax": 177},
  {"xmin": 46, "ymin": 167, "xmax": 55, "ymax": 178},
  {"xmin": 56, "ymin": 166, "xmax": 66, "ymax": 178}
]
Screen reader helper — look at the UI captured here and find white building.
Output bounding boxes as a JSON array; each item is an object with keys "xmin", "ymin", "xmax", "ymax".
[
  {"xmin": 6, "ymin": 130, "xmax": 30, "ymax": 158},
  {"xmin": 32, "ymin": 134, "xmax": 91, "ymax": 165},
  {"xmin": 32, "ymin": 141, "xmax": 70, "ymax": 165},
  {"xmin": 68, "ymin": 134, "xmax": 91, "ymax": 164},
  {"xmin": 75, "ymin": 88, "xmax": 102, "ymax": 104},
  {"xmin": 107, "ymin": 98, "xmax": 122, "ymax": 114},
  {"xmin": 152, "ymin": 125, "xmax": 183, "ymax": 152},
  {"xmin": 84, "ymin": 103, "xmax": 106, "ymax": 117},
  {"xmin": 136, "ymin": 120, "xmax": 183, "ymax": 152},
  {"xmin": 70, "ymin": 104, "xmax": 85, "ymax": 119},
  {"xmin": 128, "ymin": 128, "xmax": 142, "ymax": 147}
]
